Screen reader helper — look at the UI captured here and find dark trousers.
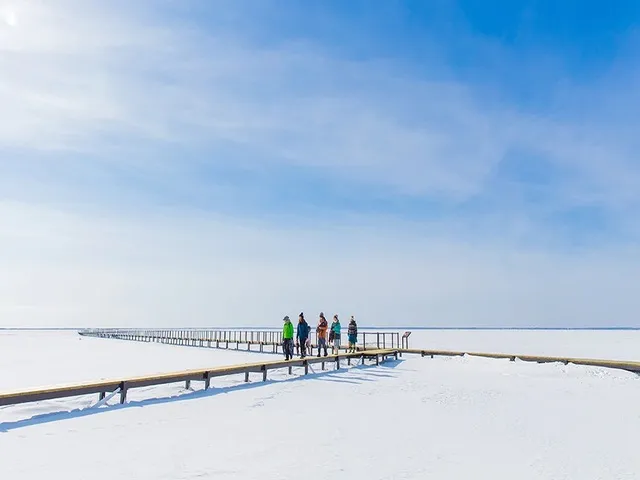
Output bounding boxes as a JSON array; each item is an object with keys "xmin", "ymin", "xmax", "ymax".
[
  {"xmin": 298, "ymin": 337, "xmax": 308, "ymax": 357},
  {"xmin": 317, "ymin": 338, "xmax": 328, "ymax": 356},
  {"xmin": 283, "ymin": 338, "xmax": 294, "ymax": 359}
]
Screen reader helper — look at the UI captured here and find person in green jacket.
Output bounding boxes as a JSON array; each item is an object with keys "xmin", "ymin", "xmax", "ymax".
[{"xmin": 282, "ymin": 316, "xmax": 294, "ymax": 360}]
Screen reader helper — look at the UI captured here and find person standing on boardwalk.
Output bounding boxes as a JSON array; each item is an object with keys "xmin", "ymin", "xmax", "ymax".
[
  {"xmin": 331, "ymin": 315, "xmax": 342, "ymax": 354},
  {"xmin": 328, "ymin": 320, "xmax": 335, "ymax": 347},
  {"xmin": 282, "ymin": 316, "xmax": 294, "ymax": 360},
  {"xmin": 347, "ymin": 316, "xmax": 358, "ymax": 353},
  {"xmin": 296, "ymin": 312, "xmax": 311, "ymax": 358},
  {"xmin": 316, "ymin": 312, "xmax": 329, "ymax": 357}
]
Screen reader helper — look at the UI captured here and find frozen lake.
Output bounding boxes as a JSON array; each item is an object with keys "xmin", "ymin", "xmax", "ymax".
[
  {"xmin": 404, "ymin": 328, "xmax": 640, "ymax": 361},
  {"xmin": 0, "ymin": 329, "xmax": 639, "ymax": 479}
]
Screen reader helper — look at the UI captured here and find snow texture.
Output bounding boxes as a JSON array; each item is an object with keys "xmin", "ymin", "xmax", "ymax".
[{"xmin": 1, "ymin": 330, "xmax": 639, "ymax": 479}]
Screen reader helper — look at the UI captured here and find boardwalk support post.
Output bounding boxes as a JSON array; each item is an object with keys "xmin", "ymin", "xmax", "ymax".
[{"xmin": 119, "ymin": 382, "xmax": 128, "ymax": 404}]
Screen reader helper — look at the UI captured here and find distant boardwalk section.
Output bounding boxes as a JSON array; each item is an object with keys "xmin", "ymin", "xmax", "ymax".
[
  {"xmin": 79, "ymin": 328, "xmax": 640, "ymax": 374},
  {"xmin": 402, "ymin": 348, "xmax": 640, "ymax": 374},
  {"xmin": 78, "ymin": 328, "xmax": 407, "ymax": 354}
]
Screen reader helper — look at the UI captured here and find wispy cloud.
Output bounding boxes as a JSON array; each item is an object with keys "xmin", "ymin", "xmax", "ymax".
[
  {"xmin": 1, "ymin": 1, "xmax": 640, "ymax": 327},
  {"xmin": 2, "ymin": 0, "xmax": 638, "ymax": 205},
  {"xmin": 2, "ymin": 201, "xmax": 639, "ymax": 327}
]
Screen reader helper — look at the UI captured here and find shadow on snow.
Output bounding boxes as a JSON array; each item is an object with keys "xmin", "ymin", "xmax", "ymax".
[{"xmin": 0, "ymin": 359, "xmax": 403, "ymax": 433}]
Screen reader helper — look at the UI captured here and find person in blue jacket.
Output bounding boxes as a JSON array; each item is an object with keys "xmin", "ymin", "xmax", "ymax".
[{"xmin": 296, "ymin": 312, "xmax": 311, "ymax": 358}]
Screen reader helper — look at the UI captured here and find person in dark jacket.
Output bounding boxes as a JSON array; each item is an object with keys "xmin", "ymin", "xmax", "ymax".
[
  {"xmin": 328, "ymin": 323, "xmax": 335, "ymax": 347},
  {"xmin": 296, "ymin": 312, "xmax": 311, "ymax": 358},
  {"xmin": 347, "ymin": 316, "xmax": 358, "ymax": 353}
]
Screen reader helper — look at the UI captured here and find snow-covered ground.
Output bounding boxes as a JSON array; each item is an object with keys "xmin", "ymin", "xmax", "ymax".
[
  {"xmin": 1, "ymin": 330, "xmax": 639, "ymax": 479},
  {"xmin": 0, "ymin": 330, "xmax": 267, "ymax": 392},
  {"xmin": 406, "ymin": 329, "xmax": 640, "ymax": 361}
]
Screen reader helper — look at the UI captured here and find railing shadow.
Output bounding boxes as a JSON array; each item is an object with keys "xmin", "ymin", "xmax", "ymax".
[{"xmin": 0, "ymin": 359, "xmax": 402, "ymax": 433}]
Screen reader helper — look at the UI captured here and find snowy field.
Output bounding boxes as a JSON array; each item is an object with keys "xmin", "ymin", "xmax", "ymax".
[
  {"xmin": 0, "ymin": 330, "xmax": 267, "ymax": 392},
  {"xmin": 406, "ymin": 328, "xmax": 640, "ymax": 361},
  {"xmin": 1, "ymin": 329, "xmax": 639, "ymax": 479}
]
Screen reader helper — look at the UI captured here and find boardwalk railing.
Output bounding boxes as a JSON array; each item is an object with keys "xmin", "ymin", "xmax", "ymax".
[
  {"xmin": 79, "ymin": 329, "xmax": 640, "ymax": 374},
  {"xmin": 2, "ymin": 342, "xmax": 638, "ymax": 410},
  {"xmin": 79, "ymin": 328, "xmax": 404, "ymax": 354},
  {"xmin": 0, "ymin": 349, "xmax": 399, "ymax": 408},
  {"xmin": 401, "ymin": 348, "xmax": 640, "ymax": 374}
]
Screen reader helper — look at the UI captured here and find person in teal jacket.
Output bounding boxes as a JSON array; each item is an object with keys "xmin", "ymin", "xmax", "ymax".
[
  {"xmin": 330, "ymin": 315, "xmax": 342, "ymax": 354},
  {"xmin": 282, "ymin": 316, "xmax": 294, "ymax": 360}
]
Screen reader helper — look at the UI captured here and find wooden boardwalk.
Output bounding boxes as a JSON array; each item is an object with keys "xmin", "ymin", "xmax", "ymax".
[
  {"xmin": 81, "ymin": 329, "xmax": 639, "ymax": 374},
  {"xmin": 79, "ymin": 328, "xmax": 405, "ymax": 354},
  {"xmin": 401, "ymin": 348, "xmax": 640, "ymax": 374},
  {"xmin": 0, "ymin": 349, "xmax": 399, "ymax": 408},
  {"xmin": 3, "ymin": 328, "xmax": 638, "ymax": 411}
]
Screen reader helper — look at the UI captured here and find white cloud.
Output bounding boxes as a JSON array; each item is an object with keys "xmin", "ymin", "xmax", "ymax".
[
  {"xmin": 1, "ymin": 2, "xmax": 640, "ymax": 327},
  {"xmin": 1, "ymin": 201, "xmax": 639, "ymax": 328},
  {"xmin": 1, "ymin": 0, "xmax": 639, "ymax": 210}
]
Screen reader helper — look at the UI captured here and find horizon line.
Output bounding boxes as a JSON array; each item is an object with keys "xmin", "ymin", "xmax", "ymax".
[{"xmin": 1, "ymin": 326, "xmax": 639, "ymax": 331}]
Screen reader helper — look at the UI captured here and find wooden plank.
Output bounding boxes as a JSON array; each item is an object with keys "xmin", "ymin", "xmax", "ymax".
[
  {"xmin": 399, "ymin": 349, "xmax": 640, "ymax": 373},
  {"xmin": 132, "ymin": 327, "xmax": 596, "ymax": 372},
  {"xmin": 0, "ymin": 349, "xmax": 399, "ymax": 407},
  {"xmin": 0, "ymin": 381, "xmax": 121, "ymax": 407}
]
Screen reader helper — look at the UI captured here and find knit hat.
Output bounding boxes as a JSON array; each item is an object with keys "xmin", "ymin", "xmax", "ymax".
[{"xmin": 283, "ymin": 316, "xmax": 290, "ymax": 322}]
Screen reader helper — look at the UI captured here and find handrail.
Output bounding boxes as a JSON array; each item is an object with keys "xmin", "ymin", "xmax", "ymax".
[
  {"xmin": 0, "ymin": 349, "xmax": 399, "ymax": 408},
  {"xmin": 78, "ymin": 328, "xmax": 639, "ymax": 374},
  {"xmin": 3, "ymin": 345, "xmax": 637, "ymax": 410},
  {"xmin": 400, "ymin": 349, "xmax": 640, "ymax": 373},
  {"xmin": 79, "ymin": 328, "xmax": 406, "ymax": 350}
]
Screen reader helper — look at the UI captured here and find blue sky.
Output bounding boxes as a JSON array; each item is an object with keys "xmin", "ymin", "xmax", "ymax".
[{"xmin": 1, "ymin": 0, "xmax": 640, "ymax": 327}]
